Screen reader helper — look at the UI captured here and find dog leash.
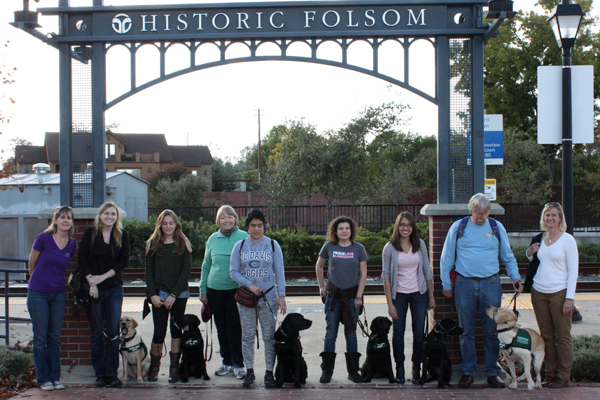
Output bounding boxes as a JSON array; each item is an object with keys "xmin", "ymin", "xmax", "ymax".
[
  {"xmin": 204, "ymin": 317, "xmax": 213, "ymax": 362},
  {"xmin": 505, "ymin": 291, "xmax": 520, "ymax": 317},
  {"xmin": 356, "ymin": 303, "xmax": 371, "ymax": 338}
]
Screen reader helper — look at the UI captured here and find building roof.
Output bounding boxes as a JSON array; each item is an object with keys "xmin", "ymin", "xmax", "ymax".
[
  {"xmin": 0, "ymin": 171, "xmax": 148, "ymax": 186},
  {"xmin": 113, "ymin": 133, "xmax": 174, "ymax": 162},
  {"xmin": 15, "ymin": 145, "xmax": 47, "ymax": 164},
  {"xmin": 17, "ymin": 132, "xmax": 213, "ymax": 166},
  {"xmin": 169, "ymin": 145, "xmax": 214, "ymax": 166}
]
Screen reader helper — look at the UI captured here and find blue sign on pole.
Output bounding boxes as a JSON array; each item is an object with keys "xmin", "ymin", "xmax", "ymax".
[{"xmin": 484, "ymin": 115, "xmax": 503, "ymax": 165}]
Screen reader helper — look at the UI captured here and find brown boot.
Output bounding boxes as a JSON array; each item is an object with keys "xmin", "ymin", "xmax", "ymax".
[
  {"xmin": 148, "ymin": 354, "xmax": 161, "ymax": 382},
  {"xmin": 169, "ymin": 352, "xmax": 181, "ymax": 383}
]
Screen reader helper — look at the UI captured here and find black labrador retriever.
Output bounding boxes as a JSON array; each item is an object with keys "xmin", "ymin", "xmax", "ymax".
[
  {"xmin": 273, "ymin": 313, "xmax": 313, "ymax": 388},
  {"xmin": 179, "ymin": 314, "xmax": 210, "ymax": 382},
  {"xmin": 419, "ymin": 318, "xmax": 463, "ymax": 388},
  {"xmin": 360, "ymin": 316, "xmax": 395, "ymax": 383}
]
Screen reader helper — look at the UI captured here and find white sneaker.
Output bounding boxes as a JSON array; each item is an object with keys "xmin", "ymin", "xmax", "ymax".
[
  {"xmin": 215, "ymin": 365, "xmax": 233, "ymax": 376},
  {"xmin": 233, "ymin": 367, "xmax": 246, "ymax": 379},
  {"xmin": 40, "ymin": 382, "xmax": 54, "ymax": 391},
  {"xmin": 53, "ymin": 381, "xmax": 65, "ymax": 390}
]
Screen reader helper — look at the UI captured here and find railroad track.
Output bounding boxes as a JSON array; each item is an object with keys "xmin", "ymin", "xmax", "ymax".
[{"xmin": 3, "ymin": 264, "xmax": 599, "ymax": 296}]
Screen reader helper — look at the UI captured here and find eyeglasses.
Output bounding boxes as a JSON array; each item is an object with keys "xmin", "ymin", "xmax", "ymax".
[
  {"xmin": 545, "ymin": 202, "xmax": 561, "ymax": 208},
  {"xmin": 399, "ymin": 224, "xmax": 413, "ymax": 229}
]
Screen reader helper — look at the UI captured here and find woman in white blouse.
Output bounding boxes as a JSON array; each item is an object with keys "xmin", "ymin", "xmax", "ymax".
[{"xmin": 526, "ymin": 202, "xmax": 578, "ymax": 389}]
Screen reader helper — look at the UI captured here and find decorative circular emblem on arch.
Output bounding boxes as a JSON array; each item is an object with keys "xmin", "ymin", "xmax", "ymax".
[{"xmin": 112, "ymin": 14, "xmax": 132, "ymax": 34}]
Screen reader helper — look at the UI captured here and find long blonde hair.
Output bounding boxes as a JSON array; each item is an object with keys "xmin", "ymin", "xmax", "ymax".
[
  {"xmin": 44, "ymin": 206, "xmax": 75, "ymax": 236},
  {"xmin": 93, "ymin": 202, "xmax": 123, "ymax": 248},
  {"xmin": 147, "ymin": 209, "xmax": 188, "ymax": 256},
  {"xmin": 540, "ymin": 202, "xmax": 568, "ymax": 232}
]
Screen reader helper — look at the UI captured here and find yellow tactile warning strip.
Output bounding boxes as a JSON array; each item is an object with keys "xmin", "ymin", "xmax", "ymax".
[{"xmin": 2, "ymin": 294, "xmax": 596, "ymax": 312}]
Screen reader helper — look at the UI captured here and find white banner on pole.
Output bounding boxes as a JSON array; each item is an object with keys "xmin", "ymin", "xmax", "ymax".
[{"xmin": 537, "ymin": 65, "xmax": 594, "ymax": 145}]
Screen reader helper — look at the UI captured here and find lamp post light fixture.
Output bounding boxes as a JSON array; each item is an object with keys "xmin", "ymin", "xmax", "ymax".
[{"xmin": 547, "ymin": 0, "xmax": 584, "ymax": 236}]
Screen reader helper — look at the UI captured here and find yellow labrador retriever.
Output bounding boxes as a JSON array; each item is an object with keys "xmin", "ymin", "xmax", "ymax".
[
  {"xmin": 119, "ymin": 316, "xmax": 150, "ymax": 383},
  {"xmin": 486, "ymin": 305, "xmax": 545, "ymax": 390}
]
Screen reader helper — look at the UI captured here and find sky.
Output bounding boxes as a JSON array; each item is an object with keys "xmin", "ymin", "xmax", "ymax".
[{"xmin": 0, "ymin": 0, "xmax": 590, "ymax": 163}]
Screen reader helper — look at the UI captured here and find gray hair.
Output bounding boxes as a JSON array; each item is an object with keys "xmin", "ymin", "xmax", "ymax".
[{"xmin": 468, "ymin": 193, "xmax": 491, "ymax": 213}]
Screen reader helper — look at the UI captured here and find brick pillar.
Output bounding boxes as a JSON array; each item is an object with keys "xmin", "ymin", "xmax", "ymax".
[
  {"xmin": 421, "ymin": 203, "xmax": 505, "ymax": 366},
  {"xmin": 40, "ymin": 208, "xmax": 99, "ymax": 366}
]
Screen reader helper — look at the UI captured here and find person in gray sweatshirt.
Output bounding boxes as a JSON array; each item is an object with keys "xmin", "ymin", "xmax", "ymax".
[{"xmin": 230, "ymin": 209, "xmax": 286, "ymax": 388}]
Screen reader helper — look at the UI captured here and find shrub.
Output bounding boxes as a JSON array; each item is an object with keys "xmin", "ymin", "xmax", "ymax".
[
  {"xmin": 0, "ymin": 347, "xmax": 33, "ymax": 382},
  {"xmin": 572, "ymin": 334, "xmax": 600, "ymax": 382},
  {"xmin": 268, "ymin": 228, "xmax": 326, "ymax": 267},
  {"xmin": 122, "ymin": 217, "xmax": 215, "ymax": 268}
]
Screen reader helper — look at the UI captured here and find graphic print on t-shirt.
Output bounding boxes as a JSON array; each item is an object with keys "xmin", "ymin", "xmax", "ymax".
[
  {"xmin": 333, "ymin": 251, "xmax": 355, "ymax": 259},
  {"xmin": 241, "ymin": 250, "xmax": 272, "ymax": 278}
]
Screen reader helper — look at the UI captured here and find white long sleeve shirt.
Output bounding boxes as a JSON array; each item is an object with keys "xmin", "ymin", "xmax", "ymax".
[{"xmin": 532, "ymin": 233, "xmax": 578, "ymax": 299}]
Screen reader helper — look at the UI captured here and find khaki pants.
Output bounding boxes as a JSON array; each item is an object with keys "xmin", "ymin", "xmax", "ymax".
[{"xmin": 531, "ymin": 288, "xmax": 573, "ymax": 381}]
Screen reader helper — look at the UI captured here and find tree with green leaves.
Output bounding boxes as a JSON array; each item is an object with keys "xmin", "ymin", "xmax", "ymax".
[
  {"xmin": 483, "ymin": 0, "xmax": 600, "ymax": 187},
  {"xmin": 264, "ymin": 102, "xmax": 410, "ymax": 220},
  {"xmin": 150, "ymin": 174, "xmax": 207, "ymax": 216},
  {"xmin": 148, "ymin": 163, "xmax": 190, "ymax": 191},
  {"xmin": 211, "ymin": 157, "xmax": 238, "ymax": 192}
]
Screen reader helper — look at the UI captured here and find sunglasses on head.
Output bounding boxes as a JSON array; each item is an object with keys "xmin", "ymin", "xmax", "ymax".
[{"xmin": 545, "ymin": 202, "xmax": 561, "ymax": 208}]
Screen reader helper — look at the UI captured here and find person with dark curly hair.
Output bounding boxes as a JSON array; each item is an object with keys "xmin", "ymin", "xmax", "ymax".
[
  {"xmin": 230, "ymin": 209, "xmax": 286, "ymax": 388},
  {"xmin": 316, "ymin": 216, "xmax": 368, "ymax": 384}
]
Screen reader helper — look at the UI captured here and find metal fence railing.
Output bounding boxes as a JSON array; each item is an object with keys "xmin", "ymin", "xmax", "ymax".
[
  {"xmin": 0, "ymin": 259, "xmax": 31, "ymax": 346},
  {"xmin": 149, "ymin": 203, "xmax": 600, "ymax": 234},
  {"xmin": 149, "ymin": 204, "xmax": 426, "ymax": 234}
]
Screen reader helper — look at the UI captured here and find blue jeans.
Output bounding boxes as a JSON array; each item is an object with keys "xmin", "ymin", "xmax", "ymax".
[
  {"xmin": 454, "ymin": 273, "xmax": 502, "ymax": 377},
  {"xmin": 392, "ymin": 291, "xmax": 429, "ymax": 367},
  {"xmin": 207, "ymin": 288, "xmax": 244, "ymax": 368},
  {"xmin": 27, "ymin": 290, "xmax": 66, "ymax": 385},
  {"xmin": 324, "ymin": 297, "xmax": 359, "ymax": 353},
  {"xmin": 85, "ymin": 284, "xmax": 123, "ymax": 378}
]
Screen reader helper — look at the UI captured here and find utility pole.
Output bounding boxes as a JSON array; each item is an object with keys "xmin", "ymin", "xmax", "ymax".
[{"xmin": 255, "ymin": 109, "xmax": 264, "ymax": 184}]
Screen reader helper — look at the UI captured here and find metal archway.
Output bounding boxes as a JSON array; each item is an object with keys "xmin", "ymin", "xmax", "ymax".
[{"xmin": 11, "ymin": 0, "xmax": 513, "ymax": 206}]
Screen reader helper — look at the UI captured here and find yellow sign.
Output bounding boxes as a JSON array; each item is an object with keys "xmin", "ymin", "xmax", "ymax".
[{"xmin": 484, "ymin": 179, "xmax": 497, "ymax": 201}]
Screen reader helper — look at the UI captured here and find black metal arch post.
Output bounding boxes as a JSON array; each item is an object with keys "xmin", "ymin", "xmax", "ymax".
[{"xmin": 12, "ymin": 0, "xmax": 508, "ymax": 206}]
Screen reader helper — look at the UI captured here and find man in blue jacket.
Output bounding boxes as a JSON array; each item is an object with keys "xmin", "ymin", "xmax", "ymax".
[{"xmin": 441, "ymin": 193, "xmax": 523, "ymax": 388}]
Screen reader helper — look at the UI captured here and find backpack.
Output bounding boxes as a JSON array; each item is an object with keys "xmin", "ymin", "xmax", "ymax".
[{"xmin": 450, "ymin": 217, "xmax": 501, "ymax": 285}]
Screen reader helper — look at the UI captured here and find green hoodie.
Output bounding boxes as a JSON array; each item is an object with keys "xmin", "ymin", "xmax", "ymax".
[{"xmin": 200, "ymin": 227, "xmax": 249, "ymax": 293}]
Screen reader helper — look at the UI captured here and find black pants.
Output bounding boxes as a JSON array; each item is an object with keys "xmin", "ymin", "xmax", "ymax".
[
  {"xmin": 207, "ymin": 288, "xmax": 244, "ymax": 368},
  {"xmin": 151, "ymin": 297, "xmax": 187, "ymax": 345}
]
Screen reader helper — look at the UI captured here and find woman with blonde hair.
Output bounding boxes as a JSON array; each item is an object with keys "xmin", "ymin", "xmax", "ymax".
[
  {"xmin": 28, "ymin": 206, "xmax": 77, "ymax": 391},
  {"xmin": 527, "ymin": 202, "xmax": 578, "ymax": 388},
  {"xmin": 146, "ymin": 209, "xmax": 193, "ymax": 383},
  {"xmin": 200, "ymin": 205, "xmax": 248, "ymax": 379},
  {"xmin": 78, "ymin": 202, "xmax": 130, "ymax": 387}
]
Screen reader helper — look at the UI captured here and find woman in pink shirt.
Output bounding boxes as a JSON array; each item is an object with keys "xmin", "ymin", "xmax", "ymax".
[{"xmin": 382, "ymin": 212, "xmax": 435, "ymax": 384}]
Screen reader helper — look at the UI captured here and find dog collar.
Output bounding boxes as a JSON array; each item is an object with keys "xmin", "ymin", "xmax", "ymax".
[
  {"xmin": 497, "ymin": 326, "xmax": 515, "ymax": 334},
  {"xmin": 279, "ymin": 327, "xmax": 288, "ymax": 337},
  {"xmin": 121, "ymin": 330, "xmax": 137, "ymax": 345}
]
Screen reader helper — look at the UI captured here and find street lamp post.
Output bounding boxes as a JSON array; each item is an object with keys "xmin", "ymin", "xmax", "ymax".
[
  {"xmin": 547, "ymin": 0, "xmax": 584, "ymax": 323},
  {"xmin": 547, "ymin": 0, "xmax": 584, "ymax": 236}
]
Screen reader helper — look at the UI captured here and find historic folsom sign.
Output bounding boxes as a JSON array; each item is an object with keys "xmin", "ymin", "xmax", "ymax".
[{"xmin": 40, "ymin": 2, "xmax": 481, "ymax": 42}]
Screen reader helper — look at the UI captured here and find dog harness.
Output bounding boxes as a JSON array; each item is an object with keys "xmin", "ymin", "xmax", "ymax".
[
  {"xmin": 498, "ymin": 328, "xmax": 532, "ymax": 351},
  {"xmin": 120, "ymin": 332, "xmax": 149, "ymax": 360},
  {"xmin": 367, "ymin": 339, "xmax": 389, "ymax": 353}
]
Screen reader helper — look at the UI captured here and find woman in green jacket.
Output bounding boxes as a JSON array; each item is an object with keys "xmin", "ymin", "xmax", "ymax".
[{"xmin": 200, "ymin": 205, "xmax": 249, "ymax": 379}]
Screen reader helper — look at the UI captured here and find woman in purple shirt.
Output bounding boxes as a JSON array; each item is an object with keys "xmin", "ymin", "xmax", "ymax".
[{"xmin": 27, "ymin": 206, "xmax": 77, "ymax": 391}]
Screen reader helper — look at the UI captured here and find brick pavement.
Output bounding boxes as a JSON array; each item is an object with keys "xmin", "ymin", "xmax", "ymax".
[{"xmin": 12, "ymin": 382, "xmax": 600, "ymax": 400}]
